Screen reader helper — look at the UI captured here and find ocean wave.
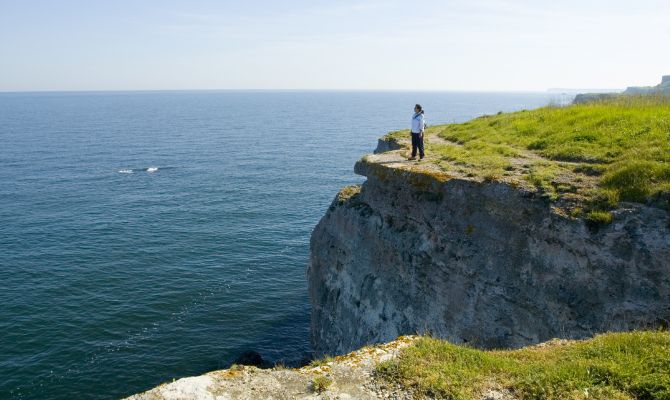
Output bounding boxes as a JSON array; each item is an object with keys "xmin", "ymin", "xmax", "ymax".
[{"xmin": 118, "ymin": 167, "xmax": 161, "ymax": 174}]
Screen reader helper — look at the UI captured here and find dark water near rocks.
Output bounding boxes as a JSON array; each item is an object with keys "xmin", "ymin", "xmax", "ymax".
[{"xmin": 0, "ymin": 90, "xmax": 563, "ymax": 399}]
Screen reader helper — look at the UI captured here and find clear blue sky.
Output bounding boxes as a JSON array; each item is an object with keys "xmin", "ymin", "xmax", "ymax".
[{"xmin": 1, "ymin": 0, "xmax": 668, "ymax": 91}]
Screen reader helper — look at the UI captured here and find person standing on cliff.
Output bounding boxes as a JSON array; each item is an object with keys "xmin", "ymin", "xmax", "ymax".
[{"xmin": 409, "ymin": 104, "xmax": 426, "ymax": 160}]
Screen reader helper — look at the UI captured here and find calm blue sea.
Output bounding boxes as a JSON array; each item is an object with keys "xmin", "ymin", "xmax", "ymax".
[{"xmin": 0, "ymin": 91, "xmax": 564, "ymax": 399}]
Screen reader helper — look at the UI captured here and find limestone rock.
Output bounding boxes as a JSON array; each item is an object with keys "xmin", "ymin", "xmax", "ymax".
[{"xmin": 124, "ymin": 337, "xmax": 418, "ymax": 400}]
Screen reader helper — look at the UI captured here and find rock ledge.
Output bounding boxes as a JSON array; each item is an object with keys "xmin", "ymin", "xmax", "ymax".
[{"xmin": 125, "ymin": 336, "xmax": 419, "ymax": 400}]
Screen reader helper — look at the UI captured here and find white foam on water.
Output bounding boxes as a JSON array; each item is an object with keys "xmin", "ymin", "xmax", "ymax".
[
  {"xmin": 118, "ymin": 169, "xmax": 133, "ymax": 174},
  {"xmin": 146, "ymin": 167, "xmax": 158, "ymax": 173}
]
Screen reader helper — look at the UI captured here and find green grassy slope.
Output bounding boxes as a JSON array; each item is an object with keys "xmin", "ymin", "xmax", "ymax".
[
  {"xmin": 377, "ymin": 331, "xmax": 670, "ymax": 400},
  {"xmin": 386, "ymin": 95, "xmax": 670, "ymax": 219}
]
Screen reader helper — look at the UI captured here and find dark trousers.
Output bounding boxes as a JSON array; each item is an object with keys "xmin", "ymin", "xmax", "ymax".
[{"xmin": 411, "ymin": 132, "xmax": 425, "ymax": 158}]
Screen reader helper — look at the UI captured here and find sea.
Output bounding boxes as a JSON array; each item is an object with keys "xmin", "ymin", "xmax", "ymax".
[{"xmin": 0, "ymin": 90, "xmax": 567, "ymax": 399}]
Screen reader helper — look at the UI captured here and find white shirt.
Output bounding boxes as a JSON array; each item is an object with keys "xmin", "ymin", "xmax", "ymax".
[{"xmin": 411, "ymin": 112, "xmax": 425, "ymax": 133}]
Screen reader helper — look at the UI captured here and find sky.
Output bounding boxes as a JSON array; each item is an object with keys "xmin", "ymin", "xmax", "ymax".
[{"xmin": 1, "ymin": 0, "xmax": 669, "ymax": 92}]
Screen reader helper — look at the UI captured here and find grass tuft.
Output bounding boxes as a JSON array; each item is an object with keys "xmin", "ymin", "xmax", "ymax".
[
  {"xmin": 310, "ymin": 375, "xmax": 332, "ymax": 393},
  {"xmin": 585, "ymin": 210, "xmax": 614, "ymax": 226},
  {"xmin": 602, "ymin": 161, "xmax": 670, "ymax": 203},
  {"xmin": 310, "ymin": 355, "xmax": 335, "ymax": 367}
]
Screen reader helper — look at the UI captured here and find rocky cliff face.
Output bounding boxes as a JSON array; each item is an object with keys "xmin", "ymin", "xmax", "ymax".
[{"xmin": 308, "ymin": 141, "xmax": 670, "ymax": 356}]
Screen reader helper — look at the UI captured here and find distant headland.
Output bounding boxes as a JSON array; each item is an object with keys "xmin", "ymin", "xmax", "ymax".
[{"xmin": 574, "ymin": 75, "xmax": 670, "ymax": 103}]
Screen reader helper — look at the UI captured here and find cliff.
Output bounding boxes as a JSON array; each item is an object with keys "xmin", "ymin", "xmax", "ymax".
[
  {"xmin": 624, "ymin": 75, "xmax": 670, "ymax": 94},
  {"xmin": 574, "ymin": 75, "xmax": 670, "ymax": 103},
  {"xmin": 309, "ymin": 97, "xmax": 670, "ymax": 356},
  {"xmin": 126, "ymin": 97, "xmax": 670, "ymax": 399}
]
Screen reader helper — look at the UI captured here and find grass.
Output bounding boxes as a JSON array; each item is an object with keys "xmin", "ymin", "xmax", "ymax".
[
  {"xmin": 376, "ymin": 331, "xmax": 670, "ymax": 400},
  {"xmin": 335, "ymin": 185, "xmax": 362, "ymax": 205},
  {"xmin": 384, "ymin": 95, "xmax": 670, "ymax": 215},
  {"xmin": 310, "ymin": 375, "xmax": 333, "ymax": 393},
  {"xmin": 310, "ymin": 355, "xmax": 335, "ymax": 367},
  {"xmin": 585, "ymin": 210, "xmax": 614, "ymax": 227}
]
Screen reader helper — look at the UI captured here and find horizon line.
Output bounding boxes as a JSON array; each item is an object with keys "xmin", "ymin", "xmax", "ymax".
[{"xmin": 0, "ymin": 87, "xmax": 609, "ymax": 95}]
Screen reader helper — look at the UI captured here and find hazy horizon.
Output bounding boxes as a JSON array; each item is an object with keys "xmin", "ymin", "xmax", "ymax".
[
  {"xmin": 0, "ymin": 88, "xmax": 618, "ymax": 94},
  {"xmin": 1, "ymin": 0, "xmax": 668, "ymax": 92}
]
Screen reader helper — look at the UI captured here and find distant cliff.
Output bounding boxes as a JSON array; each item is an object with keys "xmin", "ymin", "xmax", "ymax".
[
  {"xmin": 308, "ymin": 99, "xmax": 670, "ymax": 356},
  {"xmin": 624, "ymin": 75, "xmax": 670, "ymax": 94},
  {"xmin": 574, "ymin": 75, "xmax": 670, "ymax": 103}
]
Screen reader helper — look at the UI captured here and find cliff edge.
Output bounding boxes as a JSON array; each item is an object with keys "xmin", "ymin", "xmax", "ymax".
[
  {"xmin": 309, "ymin": 97, "xmax": 670, "ymax": 356},
  {"xmin": 124, "ymin": 337, "xmax": 418, "ymax": 400}
]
